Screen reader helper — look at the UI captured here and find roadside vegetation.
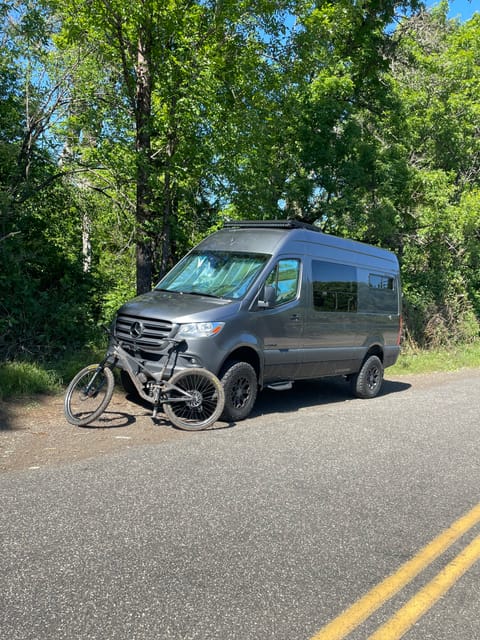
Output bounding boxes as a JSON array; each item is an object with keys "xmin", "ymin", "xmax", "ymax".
[
  {"xmin": 1, "ymin": 2, "xmax": 479, "ymax": 400},
  {"xmin": 390, "ymin": 340, "xmax": 480, "ymax": 376},
  {"xmin": 1, "ymin": 340, "xmax": 479, "ymax": 402},
  {"xmin": 0, "ymin": 344, "xmax": 105, "ymax": 401}
]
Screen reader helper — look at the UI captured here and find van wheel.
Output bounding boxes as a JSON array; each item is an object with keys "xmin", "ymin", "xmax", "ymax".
[
  {"xmin": 351, "ymin": 355, "xmax": 384, "ymax": 399},
  {"xmin": 220, "ymin": 361, "xmax": 258, "ymax": 422}
]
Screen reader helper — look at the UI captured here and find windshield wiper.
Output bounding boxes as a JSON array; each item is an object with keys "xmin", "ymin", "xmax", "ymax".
[
  {"xmin": 155, "ymin": 288, "xmax": 231, "ymax": 300},
  {"xmin": 182, "ymin": 290, "xmax": 224, "ymax": 299}
]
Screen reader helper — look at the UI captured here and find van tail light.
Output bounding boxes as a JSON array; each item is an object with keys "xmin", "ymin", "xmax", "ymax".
[{"xmin": 396, "ymin": 315, "xmax": 403, "ymax": 346}]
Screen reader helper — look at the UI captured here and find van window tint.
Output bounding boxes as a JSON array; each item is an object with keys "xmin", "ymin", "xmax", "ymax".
[
  {"xmin": 312, "ymin": 261, "xmax": 357, "ymax": 313},
  {"xmin": 156, "ymin": 251, "xmax": 269, "ymax": 299},
  {"xmin": 357, "ymin": 272, "xmax": 398, "ymax": 314},
  {"xmin": 265, "ymin": 259, "xmax": 300, "ymax": 306},
  {"xmin": 369, "ymin": 274, "xmax": 394, "ymax": 290}
]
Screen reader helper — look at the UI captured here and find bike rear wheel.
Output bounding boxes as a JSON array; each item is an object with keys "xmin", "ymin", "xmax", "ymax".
[
  {"xmin": 163, "ymin": 368, "xmax": 225, "ymax": 431},
  {"xmin": 64, "ymin": 364, "xmax": 115, "ymax": 426}
]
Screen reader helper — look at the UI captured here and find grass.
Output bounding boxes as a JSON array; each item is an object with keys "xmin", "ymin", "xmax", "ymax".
[
  {"xmin": 0, "ymin": 344, "xmax": 106, "ymax": 402},
  {"xmin": 390, "ymin": 340, "xmax": 480, "ymax": 375},
  {"xmin": 1, "ymin": 341, "xmax": 479, "ymax": 401},
  {"xmin": 0, "ymin": 361, "xmax": 62, "ymax": 401}
]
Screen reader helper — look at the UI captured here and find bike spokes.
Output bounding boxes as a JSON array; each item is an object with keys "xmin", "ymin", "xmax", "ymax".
[
  {"xmin": 64, "ymin": 365, "xmax": 115, "ymax": 426},
  {"xmin": 163, "ymin": 368, "xmax": 225, "ymax": 431}
]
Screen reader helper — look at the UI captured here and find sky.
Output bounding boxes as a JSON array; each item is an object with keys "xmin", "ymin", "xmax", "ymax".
[{"xmin": 427, "ymin": 0, "xmax": 479, "ymax": 21}]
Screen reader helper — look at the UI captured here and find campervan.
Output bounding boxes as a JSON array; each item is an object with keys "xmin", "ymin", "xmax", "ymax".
[{"xmin": 114, "ymin": 220, "xmax": 402, "ymax": 421}]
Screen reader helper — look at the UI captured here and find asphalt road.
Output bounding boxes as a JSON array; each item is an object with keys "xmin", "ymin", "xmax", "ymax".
[{"xmin": 1, "ymin": 369, "xmax": 480, "ymax": 640}]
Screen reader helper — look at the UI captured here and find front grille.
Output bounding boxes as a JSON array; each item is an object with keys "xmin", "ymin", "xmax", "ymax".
[{"xmin": 115, "ymin": 313, "xmax": 173, "ymax": 357}]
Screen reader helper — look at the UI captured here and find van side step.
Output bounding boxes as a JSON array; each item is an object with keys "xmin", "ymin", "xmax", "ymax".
[{"xmin": 267, "ymin": 381, "xmax": 293, "ymax": 391}]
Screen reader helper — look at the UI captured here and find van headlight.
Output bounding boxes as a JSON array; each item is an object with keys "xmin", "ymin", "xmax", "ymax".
[{"xmin": 177, "ymin": 322, "xmax": 225, "ymax": 338}]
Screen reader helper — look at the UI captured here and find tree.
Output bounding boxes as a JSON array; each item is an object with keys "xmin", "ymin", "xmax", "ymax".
[
  {"xmin": 216, "ymin": 1, "xmax": 423, "ymax": 235},
  {"xmin": 2, "ymin": 0, "xmax": 478, "ymax": 359},
  {"xmin": 0, "ymin": 1, "xmax": 103, "ymax": 359},
  {"xmin": 390, "ymin": 5, "xmax": 480, "ymax": 344},
  {"xmin": 53, "ymin": 0, "xmax": 300, "ymax": 293}
]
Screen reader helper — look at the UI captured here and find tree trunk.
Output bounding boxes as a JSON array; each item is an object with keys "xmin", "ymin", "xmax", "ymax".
[
  {"xmin": 82, "ymin": 212, "xmax": 92, "ymax": 272},
  {"xmin": 135, "ymin": 31, "xmax": 153, "ymax": 294},
  {"xmin": 159, "ymin": 168, "xmax": 172, "ymax": 278}
]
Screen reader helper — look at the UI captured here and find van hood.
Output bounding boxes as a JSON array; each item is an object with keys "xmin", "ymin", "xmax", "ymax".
[{"xmin": 117, "ymin": 289, "xmax": 237, "ymax": 323}]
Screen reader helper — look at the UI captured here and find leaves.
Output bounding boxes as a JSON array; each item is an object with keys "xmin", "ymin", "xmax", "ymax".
[{"xmin": 1, "ymin": 0, "xmax": 479, "ymax": 358}]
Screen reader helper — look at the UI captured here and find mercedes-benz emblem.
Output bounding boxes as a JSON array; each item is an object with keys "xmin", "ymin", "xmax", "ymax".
[{"xmin": 130, "ymin": 321, "xmax": 144, "ymax": 339}]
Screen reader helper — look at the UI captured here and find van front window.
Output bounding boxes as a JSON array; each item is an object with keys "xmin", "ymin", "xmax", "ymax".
[{"xmin": 155, "ymin": 251, "xmax": 269, "ymax": 300}]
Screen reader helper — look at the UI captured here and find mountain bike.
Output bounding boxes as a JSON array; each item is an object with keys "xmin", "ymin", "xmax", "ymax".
[{"xmin": 64, "ymin": 330, "xmax": 225, "ymax": 431}]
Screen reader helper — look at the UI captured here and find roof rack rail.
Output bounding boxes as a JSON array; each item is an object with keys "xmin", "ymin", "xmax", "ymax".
[{"xmin": 223, "ymin": 219, "xmax": 322, "ymax": 232}]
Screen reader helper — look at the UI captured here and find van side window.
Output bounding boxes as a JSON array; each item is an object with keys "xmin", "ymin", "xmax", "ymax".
[
  {"xmin": 369, "ymin": 274, "xmax": 394, "ymax": 290},
  {"xmin": 265, "ymin": 259, "xmax": 300, "ymax": 306},
  {"xmin": 312, "ymin": 261, "xmax": 358, "ymax": 312},
  {"xmin": 357, "ymin": 272, "xmax": 398, "ymax": 314}
]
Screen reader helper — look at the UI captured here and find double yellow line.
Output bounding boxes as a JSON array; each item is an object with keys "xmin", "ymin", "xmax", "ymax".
[{"xmin": 310, "ymin": 502, "xmax": 480, "ymax": 640}]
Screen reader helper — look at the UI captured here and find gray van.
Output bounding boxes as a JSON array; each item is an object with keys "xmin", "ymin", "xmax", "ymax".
[{"xmin": 114, "ymin": 220, "xmax": 402, "ymax": 421}]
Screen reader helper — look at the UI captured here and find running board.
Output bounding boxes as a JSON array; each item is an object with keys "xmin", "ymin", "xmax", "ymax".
[{"xmin": 267, "ymin": 381, "xmax": 293, "ymax": 391}]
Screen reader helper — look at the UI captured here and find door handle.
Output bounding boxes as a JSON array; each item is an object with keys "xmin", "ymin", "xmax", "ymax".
[{"xmin": 290, "ymin": 314, "xmax": 301, "ymax": 321}]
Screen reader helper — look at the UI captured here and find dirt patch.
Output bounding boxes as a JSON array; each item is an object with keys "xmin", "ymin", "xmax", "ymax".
[
  {"xmin": 1, "ymin": 368, "xmax": 478, "ymax": 473},
  {"xmin": 0, "ymin": 391, "xmax": 192, "ymax": 473}
]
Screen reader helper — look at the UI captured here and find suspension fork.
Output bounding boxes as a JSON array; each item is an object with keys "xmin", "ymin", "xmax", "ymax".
[{"xmin": 82, "ymin": 357, "xmax": 113, "ymax": 397}]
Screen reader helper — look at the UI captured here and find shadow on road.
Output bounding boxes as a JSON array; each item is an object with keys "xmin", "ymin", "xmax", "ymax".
[
  {"xmin": 0, "ymin": 377, "xmax": 411, "ymax": 432},
  {"xmin": 250, "ymin": 376, "xmax": 411, "ymax": 419},
  {"xmin": 74, "ymin": 411, "xmax": 137, "ymax": 429},
  {"xmin": 0, "ymin": 403, "xmax": 12, "ymax": 431}
]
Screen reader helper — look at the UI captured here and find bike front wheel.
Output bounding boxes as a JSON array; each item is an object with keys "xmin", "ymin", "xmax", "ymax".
[
  {"xmin": 64, "ymin": 364, "xmax": 115, "ymax": 426},
  {"xmin": 163, "ymin": 368, "xmax": 225, "ymax": 431}
]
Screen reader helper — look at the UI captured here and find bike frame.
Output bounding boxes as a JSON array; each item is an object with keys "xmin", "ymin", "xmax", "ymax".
[{"xmin": 105, "ymin": 336, "xmax": 194, "ymax": 412}]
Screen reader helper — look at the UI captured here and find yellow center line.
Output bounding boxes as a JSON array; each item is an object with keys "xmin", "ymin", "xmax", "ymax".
[
  {"xmin": 309, "ymin": 502, "xmax": 480, "ymax": 640},
  {"xmin": 369, "ymin": 534, "xmax": 480, "ymax": 639}
]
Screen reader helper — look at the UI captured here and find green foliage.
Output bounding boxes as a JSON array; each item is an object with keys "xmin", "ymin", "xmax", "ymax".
[
  {"xmin": 0, "ymin": 337, "xmax": 108, "ymax": 399},
  {"xmin": 0, "ymin": 131, "xmax": 111, "ymax": 358},
  {"xmin": 0, "ymin": 361, "xmax": 61, "ymax": 400},
  {"xmin": 390, "ymin": 7, "xmax": 480, "ymax": 346},
  {"xmin": 390, "ymin": 340, "xmax": 480, "ymax": 375},
  {"xmin": 1, "ymin": 0, "xmax": 479, "ymax": 378}
]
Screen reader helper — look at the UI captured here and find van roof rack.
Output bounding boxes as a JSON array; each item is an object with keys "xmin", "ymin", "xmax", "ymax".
[{"xmin": 223, "ymin": 219, "xmax": 322, "ymax": 232}]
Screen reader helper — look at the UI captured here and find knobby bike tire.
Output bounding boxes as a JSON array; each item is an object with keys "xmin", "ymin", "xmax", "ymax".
[
  {"xmin": 163, "ymin": 368, "xmax": 225, "ymax": 431},
  {"xmin": 64, "ymin": 364, "xmax": 115, "ymax": 426}
]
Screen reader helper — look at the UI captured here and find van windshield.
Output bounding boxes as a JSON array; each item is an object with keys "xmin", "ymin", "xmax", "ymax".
[{"xmin": 155, "ymin": 251, "xmax": 270, "ymax": 300}]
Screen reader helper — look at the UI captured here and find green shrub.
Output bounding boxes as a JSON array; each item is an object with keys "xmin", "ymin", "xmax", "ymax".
[
  {"xmin": 53, "ymin": 342, "xmax": 108, "ymax": 384},
  {"xmin": 391, "ymin": 340, "xmax": 480, "ymax": 375},
  {"xmin": 0, "ymin": 362, "xmax": 61, "ymax": 400},
  {"xmin": 403, "ymin": 292, "xmax": 480, "ymax": 349},
  {"xmin": 0, "ymin": 329, "xmax": 108, "ymax": 400}
]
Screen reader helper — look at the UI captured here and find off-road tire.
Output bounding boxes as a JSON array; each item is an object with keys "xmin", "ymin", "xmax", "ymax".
[
  {"xmin": 220, "ymin": 361, "xmax": 258, "ymax": 422},
  {"xmin": 350, "ymin": 355, "xmax": 384, "ymax": 399}
]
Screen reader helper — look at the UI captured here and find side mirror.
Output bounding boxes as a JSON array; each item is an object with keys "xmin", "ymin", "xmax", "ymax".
[{"xmin": 257, "ymin": 284, "xmax": 277, "ymax": 309}]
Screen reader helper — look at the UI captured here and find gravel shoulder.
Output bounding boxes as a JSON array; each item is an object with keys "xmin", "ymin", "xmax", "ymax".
[
  {"xmin": 0, "ymin": 391, "xmax": 190, "ymax": 472},
  {"xmin": 1, "ymin": 369, "xmax": 477, "ymax": 473}
]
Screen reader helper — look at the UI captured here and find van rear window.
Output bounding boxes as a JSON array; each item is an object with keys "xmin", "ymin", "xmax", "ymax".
[
  {"xmin": 369, "ymin": 274, "xmax": 395, "ymax": 290},
  {"xmin": 312, "ymin": 261, "xmax": 358, "ymax": 313},
  {"xmin": 358, "ymin": 272, "xmax": 398, "ymax": 314}
]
